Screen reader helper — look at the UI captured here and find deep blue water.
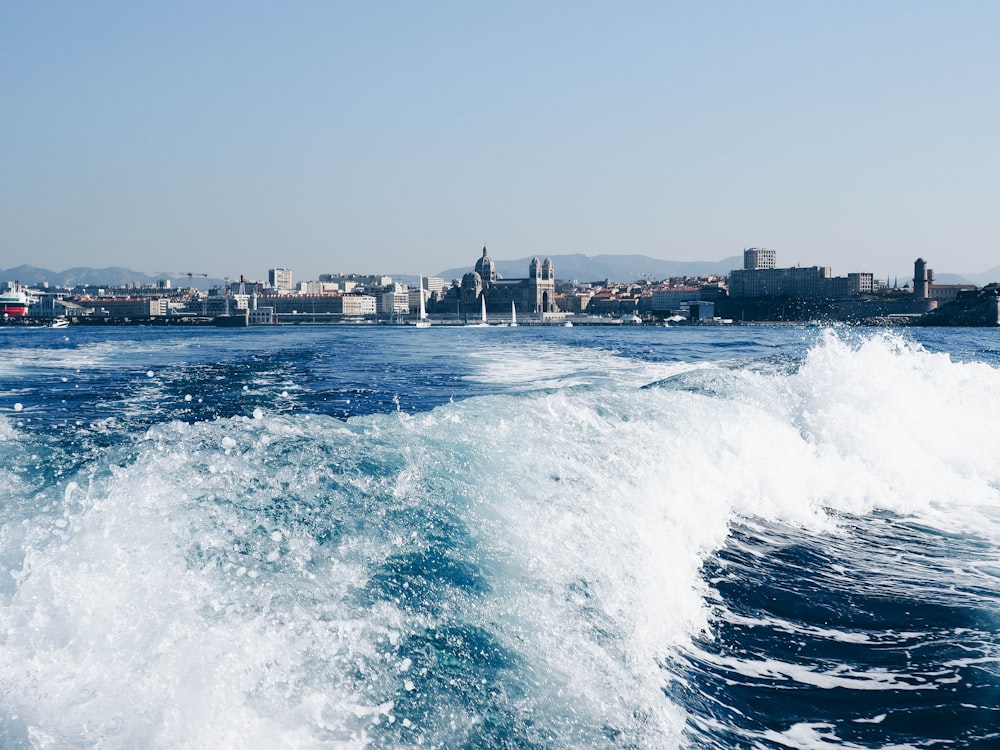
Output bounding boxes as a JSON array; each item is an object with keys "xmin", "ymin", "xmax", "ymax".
[{"xmin": 0, "ymin": 324, "xmax": 997, "ymax": 748}]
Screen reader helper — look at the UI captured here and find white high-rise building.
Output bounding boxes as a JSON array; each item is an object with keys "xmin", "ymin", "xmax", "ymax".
[
  {"xmin": 743, "ymin": 248, "xmax": 776, "ymax": 270},
  {"xmin": 269, "ymin": 268, "xmax": 293, "ymax": 292}
]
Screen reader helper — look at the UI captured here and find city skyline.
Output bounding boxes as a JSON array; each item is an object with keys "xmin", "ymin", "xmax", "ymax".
[{"xmin": 3, "ymin": 2, "xmax": 998, "ymax": 281}]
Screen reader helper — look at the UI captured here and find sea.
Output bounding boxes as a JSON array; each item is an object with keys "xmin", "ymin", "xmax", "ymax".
[{"xmin": 0, "ymin": 323, "xmax": 997, "ymax": 749}]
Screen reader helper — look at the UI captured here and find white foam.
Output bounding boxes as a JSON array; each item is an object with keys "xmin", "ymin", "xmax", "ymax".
[
  {"xmin": 780, "ymin": 331, "xmax": 1000, "ymax": 528},
  {"xmin": 0, "ymin": 416, "xmax": 402, "ymax": 748},
  {"xmin": 762, "ymin": 721, "xmax": 920, "ymax": 750},
  {"xmin": 462, "ymin": 339, "xmax": 700, "ymax": 391},
  {"xmin": 2, "ymin": 328, "xmax": 1000, "ymax": 747},
  {"xmin": 692, "ymin": 650, "xmax": 930, "ymax": 691}
]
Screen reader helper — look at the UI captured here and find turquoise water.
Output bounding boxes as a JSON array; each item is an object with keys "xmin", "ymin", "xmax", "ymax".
[{"xmin": 0, "ymin": 324, "xmax": 997, "ymax": 748}]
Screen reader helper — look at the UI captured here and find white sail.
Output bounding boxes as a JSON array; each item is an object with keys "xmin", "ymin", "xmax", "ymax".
[
  {"xmin": 510, "ymin": 301, "xmax": 517, "ymax": 327},
  {"xmin": 413, "ymin": 275, "xmax": 431, "ymax": 326},
  {"xmin": 481, "ymin": 295, "xmax": 487, "ymax": 323}
]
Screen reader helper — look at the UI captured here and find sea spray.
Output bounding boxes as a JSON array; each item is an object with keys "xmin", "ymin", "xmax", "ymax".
[{"xmin": 0, "ymin": 326, "xmax": 996, "ymax": 748}]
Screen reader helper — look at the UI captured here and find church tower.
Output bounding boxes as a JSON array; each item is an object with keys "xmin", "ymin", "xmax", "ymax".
[
  {"xmin": 528, "ymin": 257, "xmax": 556, "ymax": 313},
  {"xmin": 542, "ymin": 258, "xmax": 554, "ymax": 281}
]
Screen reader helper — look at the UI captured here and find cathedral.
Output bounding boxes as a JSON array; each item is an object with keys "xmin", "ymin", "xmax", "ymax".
[{"xmin": 460, "ymin": 247, "xmax": 558, "ymax": 314}]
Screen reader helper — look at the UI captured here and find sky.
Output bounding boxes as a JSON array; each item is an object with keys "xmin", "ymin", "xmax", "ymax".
[{"xmin": 2, "ymin": 1, "xmax": 998, "ymax": 281}]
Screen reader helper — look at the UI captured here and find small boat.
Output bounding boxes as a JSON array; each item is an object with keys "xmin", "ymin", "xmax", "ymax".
[
  {"xmin": 49, "ymin": 318, "xmax": 69, "ymax": 329},
  {"xmin": 563, "ymin": 321, "xmax": 573, "ymax": 327},
  {"xmin": 510, "ymin": 301, "xmax": 518, "ymax": 327}
]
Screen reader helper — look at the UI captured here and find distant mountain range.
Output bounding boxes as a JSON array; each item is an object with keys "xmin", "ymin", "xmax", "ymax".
[
  {"xmin": 0, "ymin": 265, "xmax": 225, "ymax": 290},
  {"xmin": 2, "ymin": 257, "xmax": 996, "ymax": 289},
  {"xmin": 935, "ymin": 270, "xmax": 999, "ymax": 287}
]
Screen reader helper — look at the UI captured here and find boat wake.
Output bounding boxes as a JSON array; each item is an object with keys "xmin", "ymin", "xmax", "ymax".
[{"xmin": 0, "ymin": 328, "xmax": 997, "ymax": 748}]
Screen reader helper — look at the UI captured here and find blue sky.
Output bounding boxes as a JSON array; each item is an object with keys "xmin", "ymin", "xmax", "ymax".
[{"xmin": 2, "ymin": 1, "xmax": 998, "ymax": 281}]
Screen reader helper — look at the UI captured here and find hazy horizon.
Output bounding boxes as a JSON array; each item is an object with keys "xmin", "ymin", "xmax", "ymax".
[{"xmin": 3, "ymin": 2, "xmax": 997, "ymax": 281}]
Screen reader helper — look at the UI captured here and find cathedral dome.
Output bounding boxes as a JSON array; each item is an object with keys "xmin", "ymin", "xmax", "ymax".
[{"xmin": 475, "ymin": 246, "xmax": 497, "ymax": 283}]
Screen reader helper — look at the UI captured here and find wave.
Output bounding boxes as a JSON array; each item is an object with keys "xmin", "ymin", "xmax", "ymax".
[{"xmin": 0, "ymin": 329, "xmax": 997, "ymax": 748}]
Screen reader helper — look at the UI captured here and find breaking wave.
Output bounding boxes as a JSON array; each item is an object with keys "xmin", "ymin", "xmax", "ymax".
[{"xmin": 0, "ymin": 327, "xmax": 997, "ymax": 748}]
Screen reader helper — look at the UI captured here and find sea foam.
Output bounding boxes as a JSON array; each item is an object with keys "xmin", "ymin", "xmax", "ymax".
[{"xmin": 0, "ymin": 329, "xmax": 998, "ymax": 748}]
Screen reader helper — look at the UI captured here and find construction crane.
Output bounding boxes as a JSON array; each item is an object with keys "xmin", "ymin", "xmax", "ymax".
[{"xmin": 184, "ymin": 272, "xmax": 208, "ymax": 298}]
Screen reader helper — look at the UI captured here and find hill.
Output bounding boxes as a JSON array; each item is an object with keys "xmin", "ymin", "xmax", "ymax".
[
  {"xmin": 937, "ymin": 267, "xmax": 1000, "ymax": 287},
  {"xmin": 0, "ymin": 265, "xmax": 222, "ymax": 290}
]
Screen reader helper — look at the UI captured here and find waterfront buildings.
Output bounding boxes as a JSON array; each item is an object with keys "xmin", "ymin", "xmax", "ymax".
[
  {"xmin": 728, "ymin": 248, "xmax": 873, "ymax": 299},
  {"xmin": 81, "ymin": 297, "xmax": 172, "ymax": 318},
  {"xmin": 4, "ymin": 248, "xmax": 995, "ymax": 326}
]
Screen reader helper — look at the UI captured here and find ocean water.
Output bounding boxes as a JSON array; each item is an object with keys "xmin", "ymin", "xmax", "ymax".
[{"xmin": 0, "ymin": 323, "xmax": 997, "ymax": 749}]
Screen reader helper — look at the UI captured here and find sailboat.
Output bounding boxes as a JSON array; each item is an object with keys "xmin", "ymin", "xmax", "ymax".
[
  {"xmin": 466, "ymin": 295, "xmax": 489, "ymax": 326},
  {"xmin": 510, "ymin": 301, "xmax": 518, "ymax": 327},
  {"xmin": 412, "ymin": 275, "xmax": 430, "ymax": 327}
]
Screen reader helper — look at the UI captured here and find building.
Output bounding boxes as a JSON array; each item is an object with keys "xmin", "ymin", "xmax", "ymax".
[
  {"xmin": 268, "ymin": 268, "xmax": 294, "ymax": 292},
  {"xmin": 336, "ymin": 294, "xmax": 376, "ymax": 316},
  {"xmin": 79, "ymin": 297, "xmax": 171, "ymax": 318},
  {"xmin": 424, "ymin": 276, "xmax": 447, "ymax": 298},
  {"xmin": 560, "ymin": 290, "xmax": 594, "ymax": 314},
  {"xmin": 199, "ymin": 295, "xmax": 250, "ymax": 317},
  {"xmin": 651, "ymin": 287, "xmax": 702, "ymax": 313},
  {"xmin": 929, "ymin": 284, "xmax": 977, "ymax": 303},
  {"xmin": 459, "ymin": 247, "xmax": 558, "ymax": 314},
  {"xmin": 688, "ymin": 301, "xmax": 716, "ymax": 322},
  {"xmin": 248, "ymin": 306, "xmax": 276, "ymax": 325},
  {"xmin": 29, "ymin": 294, "xmax": 90, "ymax": 320},
  {"xmin": 913, "ymin": 258, "xmax": 931, "ymax": 299},
  {"xmin": 743, "ymin": 247, "xmax": 776, "ymax": 270},
  {"xmin": 318, "ymin": 273, "xmax": 393, "ymax": 291},
  {"xmin": 377, "ymin": 285, "xmax": 411, "ymax": 316},
  {"xmin": 728, "ymin": 250, "xmax": 873, "ymax": 299},
  {"xmin": 914, "ymin": 257, "xmax": 975, "ymax": 303},
  {"xmin": 296, "ymin": 281, "xmax": 341, "ymax": 295},
  {"xmin": 408, "ymin": 284, "xmax": 429, "ymax": 315}
]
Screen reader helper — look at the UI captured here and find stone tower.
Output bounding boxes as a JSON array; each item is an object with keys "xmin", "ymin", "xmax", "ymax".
[{"xmin": 914, "ymin": 258, "xmax": 929, "ymax": 299}]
